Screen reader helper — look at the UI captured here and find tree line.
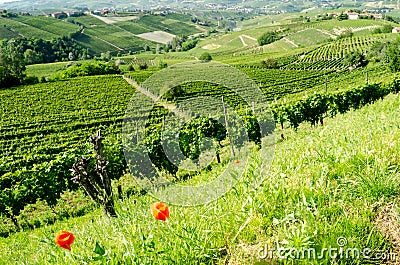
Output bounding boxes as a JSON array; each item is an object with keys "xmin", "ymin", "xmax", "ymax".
[{"xmin": 0, "ymin": 37, "xmax": 88, "ymax": 88}]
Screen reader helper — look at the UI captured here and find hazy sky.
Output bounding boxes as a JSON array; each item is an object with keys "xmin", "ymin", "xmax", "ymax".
[{"xmin": 0, "ymin": 0, "xmax": 21, "ymax": 3}]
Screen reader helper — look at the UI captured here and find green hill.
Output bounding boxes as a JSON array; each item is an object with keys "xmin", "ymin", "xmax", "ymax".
[
  {"xmin": 1, "ymin": 75, "xmax": 399, "ymax": 264},
  {"xmin": 0, "ymin": 13, "xmax": 203, "ymax": 55},
  {"xmin": 2, "ymin": 8, "xmax": 400, "ymax": 265}
]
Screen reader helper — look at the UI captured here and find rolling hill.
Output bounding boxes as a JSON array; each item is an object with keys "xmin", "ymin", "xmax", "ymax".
[
  {"xmin": 0, "ymin": 12, "xmax": 204, "ymax": 55},
  {"xmin": 1, "ymin": 7, "xmax": 400, "ymax": 264}
]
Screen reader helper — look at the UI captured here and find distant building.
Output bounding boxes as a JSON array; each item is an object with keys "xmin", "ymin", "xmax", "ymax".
[
  {"xmin": 198, "ymin": 21, "xmax": 209, "ymax": 26},
  {"xmin": 347, "ymin": 12, "xmax": 359, "ymax": 20},
  {"xmin": 373, "ymin": 13, "xmax": 383, "ymax": 19},
  {"xmin": 67, "ymin": 11, "xmax": 83, "ymax": 17},
  {"xmin": 327, "ymin": 12, "xmax": 339, "ymax": 18},
  {"xmin": 392, "ymin": 27, "xmax": 400, "ymax": 33},
  {"xmin": 52, "ymin": 12, "xmax": 68, "ymax": 19}
]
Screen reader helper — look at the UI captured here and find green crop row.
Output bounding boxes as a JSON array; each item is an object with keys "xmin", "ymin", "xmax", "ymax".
[
  {"xmin": 300, "ymin": 35, "xmax": 384, "ymax": 62},
  {"xmin": 272, "ymin": 78, "xmax": 400, "ymax": 129}
]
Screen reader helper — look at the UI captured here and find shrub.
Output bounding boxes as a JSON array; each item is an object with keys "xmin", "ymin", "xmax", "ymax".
[
  {"xmin": 158, "ymin": 60, "xmax": 168, "ymax": 69},
  {"xmin": 17, "ymin": 199, "xmax": 56, "ymax": 230},
  {"xmin": 337, "ymin": 29, "xmax": 353, "ymax": 39},
  {"xmin": 22, "ymin": 75, "xmax": 39, "ymax": 85},
  {"xmin": 257, "ymin": 31, "xmax": 281, "ymax": 46},
  {"xmin": 138, "ymin": 62, "xmax": 148, "ymax": 70},
  {"xmin": 49, "ymin": 61, "xmax": 120, "ymax": 80},
  {"xmin": 199, "ymin": 52, "xmax": 212, "ymax": 62},
  {"xmin": 261, "ymin": 58, "xmax": 279, "ymax": 69},
  {"xmin": 53, "ymin": 189, "xmax": 97, "ymax": 220},
  {"xmin": 0, "ymin": 217, "xmax": 16, "ymax": 237},
  {"xmin": 382, "ymin": 24, "xmax": 394, "ymax": 33}
]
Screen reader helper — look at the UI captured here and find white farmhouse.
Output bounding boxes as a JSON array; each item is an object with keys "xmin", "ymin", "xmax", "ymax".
[{"xmin": 348, "ymin": 12, "xmax": 359, "ymax": 20}]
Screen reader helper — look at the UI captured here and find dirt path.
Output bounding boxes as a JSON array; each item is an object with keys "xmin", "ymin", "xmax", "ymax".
[
  {"xmin": 195, "ymin": 24, "xmax": 208, "ymax": 32},
  {"xmin": 314, "ymin": 28, "xmax": 337, "ymax": 39},
  {"xmin": 282, "ymin": 37, "xmax": 299, "ymax": 47},
  {"xmin": 239, "ymin": 35, "xmax": 248, "ymax": 46},
  {"xmin": 352, "ymin": 25, "xmax": 380, "ymax": 32},
  {"xmin": 123, "ymin": 75, "xmax": 190, "ymax": 119},
  {"xmin": 89, "ymin": 13, "xmax": 116, "ymax": 24},
  {"xmin": 241, "ymin": 34, "xmax": 257, "ymax": 41}
]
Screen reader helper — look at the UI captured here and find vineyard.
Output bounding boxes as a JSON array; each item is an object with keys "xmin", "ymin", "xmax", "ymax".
[
  {"xmin": 0, "ymin": 63, "xmax": 368, "ymax": 229},
  {"xmin": 2, "ymin": 9, "xmax": 400, "ymax": 264},
  {"xmin": 0, "ymin": 13, "xmax": 203, "ymax": 55},
  {"xmin": 239, "ymin": 67, "xmax": 334, "ymax": 97},
  {"xmin": 0, "ymin": 17, "xmax": 58, "ymax": 40},
  {"xmin": 284, "ymin": 28, "xmax": 332, "ymax": 47},
  {"xmin": 0, "ymin": 75, "xmax": 133, "ymax": 173},
  {"xmin": 309, "ymin": 19, "xmax": 394, "ymax": 33},
  {"xmin": 11, "ymin": 16, "xmax": 81, "ymax": 37},
  {"xmin": 1, "ymin": 69, "xmax": 399, "ymax": 263},
  {"xmin": 300, "ymin": 35, "xmax": 385, "ymax": 62}
]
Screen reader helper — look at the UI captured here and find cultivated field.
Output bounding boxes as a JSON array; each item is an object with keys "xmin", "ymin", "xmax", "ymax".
[{"xmin": 1, "ymin": 10, "xmax": 400, "ymax": 265}]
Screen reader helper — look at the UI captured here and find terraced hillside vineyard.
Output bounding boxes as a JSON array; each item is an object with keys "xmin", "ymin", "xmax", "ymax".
[{"xmin": 1, "ymin": 5, "xmax": 400, "ymax": 265}]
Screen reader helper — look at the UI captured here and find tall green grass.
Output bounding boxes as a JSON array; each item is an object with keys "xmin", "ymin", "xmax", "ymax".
[{"xmin": 1, "ymin": 90, "xmax": 399, "ymax": 264}]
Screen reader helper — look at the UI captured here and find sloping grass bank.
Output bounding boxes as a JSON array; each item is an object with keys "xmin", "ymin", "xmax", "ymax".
[{"xmin": 0, "ymin": 93, "xmax": 399, "ymax": 264}]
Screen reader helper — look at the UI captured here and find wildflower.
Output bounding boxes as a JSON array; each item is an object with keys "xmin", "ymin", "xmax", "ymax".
[
  {"xmin": 150, "ymin": 202, "xmax": 170, "ymax": 221},
  {"xmin": 55, "ymin": 231, "xmax": 75, "ymax": 250}
]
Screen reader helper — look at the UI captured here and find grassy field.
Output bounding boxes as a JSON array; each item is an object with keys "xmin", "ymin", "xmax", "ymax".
[
  {"xmin": 285, "ymin": 28, "xmax": 332, "ymax": 47},
  {"xmin": 26, "ymin": 62, "xmax": 70, "ymax": 78},
  {"xmin": 1, "ymin": 89, "xmax": 399, "ymax": 264}
]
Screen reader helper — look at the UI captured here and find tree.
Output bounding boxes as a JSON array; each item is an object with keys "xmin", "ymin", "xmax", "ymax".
[
  {"xmin": 337, "ymin": 13, "xmax": 348, "ymax": 21},
  {"xmin": 257, "ymin": 31, "xmax": 281, "ymax": 46},
  {"xmin": 24, "ymin": 49, "xmax": 39, "ymax": 64},
  {"xmin": 199, "ymin": 52, "xmax": 212, "ymax": 62},
  {"xmin": 0, "ymin": 40, "xmax": 26, "ymax": 87},
  {"xmin": 344, "ymin": 51, "xmax": 368, "ymax": 68},
  {"xmin": 386, "ymin": 41, "xmax": 400, "ymax": 72},
  {"xmin": 181, "ymin": 39, "xmax": 198, "ymax": 51}
]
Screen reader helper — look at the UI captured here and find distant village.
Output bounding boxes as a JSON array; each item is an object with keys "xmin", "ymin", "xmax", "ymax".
[
  {"xmin": 326, "ymin": 9, "xmax": 385, "ymax": 20},
  {"xmin": 3, "ymin": 5, "xmax": 399, "ymax": 33}
]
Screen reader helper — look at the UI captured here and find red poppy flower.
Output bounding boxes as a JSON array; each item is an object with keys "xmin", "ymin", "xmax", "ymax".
[
  {"xmin": 55, "ymin": 231, "xmax": 75, "ymax": 250},
  {"xmin": 150, "ymin": 202, "xmax": 170, "ymax": 221},
  {"xmin": 235, "ymin": 160, "xmax": 240, "ymax": 164}
]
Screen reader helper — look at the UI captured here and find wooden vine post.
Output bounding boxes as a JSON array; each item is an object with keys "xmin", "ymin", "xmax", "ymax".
[
  {"xmin": 222, "ymin": 96, "xmax": 235, "ymax": 157},
  {"xmin": 70, "ymin": 129, "xmax": 117, "ymax": 217}
]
